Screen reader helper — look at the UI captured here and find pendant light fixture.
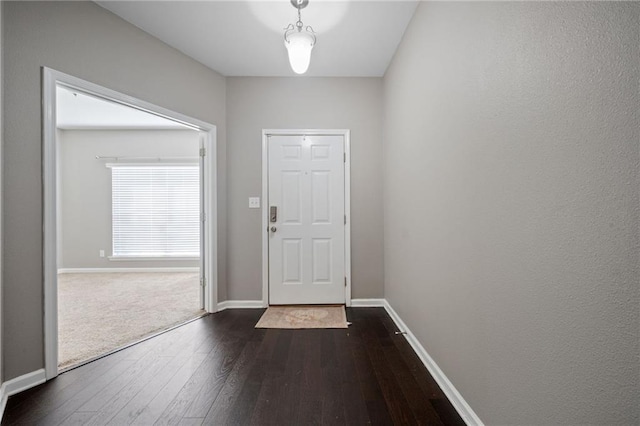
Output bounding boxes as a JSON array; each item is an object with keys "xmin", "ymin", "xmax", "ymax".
[{"xmin": 284, "ymin": 0, "xmax": 316, "ymax": 74}]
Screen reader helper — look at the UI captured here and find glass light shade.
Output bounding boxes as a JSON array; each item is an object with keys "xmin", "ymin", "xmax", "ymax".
[{"xmin": 285, "ymin": 31, "xmax": 315, "ymax": 74}]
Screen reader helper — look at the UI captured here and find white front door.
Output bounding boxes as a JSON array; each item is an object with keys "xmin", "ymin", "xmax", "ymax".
[{"xmin": 268, "ymin": 134, "xmax": 346, "ymax": 305}]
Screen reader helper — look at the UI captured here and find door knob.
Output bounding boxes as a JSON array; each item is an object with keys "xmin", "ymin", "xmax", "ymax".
[{"xmin": 270, "ymin": 226, "xmax": 277, "ymax": 232}]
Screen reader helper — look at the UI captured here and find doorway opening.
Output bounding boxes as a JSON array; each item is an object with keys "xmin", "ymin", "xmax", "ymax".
[{"xmin": 43, "ymin": 68, "xmax": 217, "ymax": 379}]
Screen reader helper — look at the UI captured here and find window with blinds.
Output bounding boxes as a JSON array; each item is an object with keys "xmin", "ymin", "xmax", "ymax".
[{"xmin": 110, "ymin": 164, "xmax": 200, "ymax": 258}]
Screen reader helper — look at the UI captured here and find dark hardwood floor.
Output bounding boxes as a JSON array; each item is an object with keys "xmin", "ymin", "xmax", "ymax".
[{"xmin": 2, "ymin": 308, "xmax": 465, "ymax": 425}]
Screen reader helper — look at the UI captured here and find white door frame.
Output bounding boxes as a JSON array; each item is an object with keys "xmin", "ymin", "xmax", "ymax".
[
  {"xmin": 42, "ymin": 67, "xmax": 218, "ymax": 380},
  {"xmin": 261, "ymin": 129, "xmax": 351, "ymax": 307}
]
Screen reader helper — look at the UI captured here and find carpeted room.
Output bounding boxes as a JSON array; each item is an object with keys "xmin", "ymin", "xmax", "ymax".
[{"xmin": 55, "ymin": 100, "xmax": 207, "ymax": 370}]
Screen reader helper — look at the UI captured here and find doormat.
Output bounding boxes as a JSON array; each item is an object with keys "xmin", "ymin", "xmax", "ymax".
[{"xmin": 255, "ymin": 305, "xmax": 348, "ymax": 329}]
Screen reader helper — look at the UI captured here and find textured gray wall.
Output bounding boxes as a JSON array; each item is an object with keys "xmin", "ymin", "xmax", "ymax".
[
  {"xmin": 226, "ymin": 77, "xmax": 384, "ymax": 301},
  {"xmin": 0, "ymin": 0, "xmax": 4, "ymax": 386},
  {"xmin": 59, "ymin": 129, "xmax": 200, "ymax": 269},
  {"xmin": 383, "ymin": 2, "xmax": 639, "ymax": 424},
  {"xmin": 3, "ymin": 1, "xmax": 226, "ymax": 381}
]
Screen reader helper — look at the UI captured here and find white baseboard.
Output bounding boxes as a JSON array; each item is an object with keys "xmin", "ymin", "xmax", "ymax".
[
  {"xmin": 382, "ymin": 300, "xmax": 483, "ymax": 426},
  {"xmin": 57, "ymin": 267, "xmax": 199, "ymax": 274},
  {"xmin": 350, "ymin": 298, "xmax": 386, "ymax": 307},
  {"xmin": 0, "ymin": 369, "xmax": 46, "ymax": 421},
  {"xmin": 217, "ymin": 300, "xmax": 265, "ymax": 312}
]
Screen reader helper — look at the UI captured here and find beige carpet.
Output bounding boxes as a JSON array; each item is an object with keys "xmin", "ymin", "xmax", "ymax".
[
  {"xmin": 58, "ymin": 272, "xmax": 204, "ymax": 369},
  {"xmin": 256, "ymin": 305, "xmax": 348, "ymax": 329}
]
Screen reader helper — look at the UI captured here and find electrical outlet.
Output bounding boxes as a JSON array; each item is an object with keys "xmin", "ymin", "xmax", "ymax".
[{"xmin": 99, "ymin": 250, "xmax": 105, "ymax": 258}]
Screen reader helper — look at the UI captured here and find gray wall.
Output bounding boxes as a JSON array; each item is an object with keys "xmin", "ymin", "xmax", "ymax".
[
  {"xmin": 58, "ymin": 129, "xmax": 200, "ymax": 269},
  {"xmin": 383, "ymin": 2, "xmax": 639, "ymax": 424},
  {"xmin": 3, "ymin": 1, "xmax": 226, "ymax": 381},
  {"xmin": 0, "ymin": 0, "xmax": 4, "ymax": 387},
  {"xmin": 226, "ymin": 77, "xmax": 384, "ymax": 300}
]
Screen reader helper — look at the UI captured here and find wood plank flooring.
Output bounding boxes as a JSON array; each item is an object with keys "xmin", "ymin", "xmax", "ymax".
[{"xmin": 2, "ymin": 308, "xmax": 465, "ymax": 425}]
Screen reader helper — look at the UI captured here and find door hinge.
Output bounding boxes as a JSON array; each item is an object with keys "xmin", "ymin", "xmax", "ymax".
[
  {"xmin": 344, "ymin": 215, "xmax": 347, "ymax": 225},
  {"xmin": 200, "ymin": 277, "xmax": 206, "ymax": 287},
  {"xmin": 344, "ymin": 277, "xmax": 347, "ymax": 287},
  {"xmin": 200, "ymin": 147, "xmax": 206, "ymax": 157},
  {"xmin": 344, "ymin": 152, "xmax": 346, "ymax": 163}
]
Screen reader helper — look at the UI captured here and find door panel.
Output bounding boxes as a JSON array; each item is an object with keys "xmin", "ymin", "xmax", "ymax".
[
  {"xmin": 281, "ymin": 172, "xmax": 302, "ymax": 223},
  {"xmin": 268, "ymin": 134, "xmax": 345, "ymax": 305},
  {"xmin": 312, "ymin": 238, "xmax": 332, "ymax": 283},
  {"xmin": 282, "ymin": 239, "xmax": 302, "ymax": 283},
  {"xmin": 311, "ymin": 171, "xmax": 331, "ymax": 223}
]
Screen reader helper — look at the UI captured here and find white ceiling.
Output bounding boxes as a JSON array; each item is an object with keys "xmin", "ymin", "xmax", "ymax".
[
  {"xmin": 95, "ymin": 1, "xmax": 418, "ymax": 77},
  {"xmin": 56, "ymin": 86, "xmax": 189, "ymax": 129}
]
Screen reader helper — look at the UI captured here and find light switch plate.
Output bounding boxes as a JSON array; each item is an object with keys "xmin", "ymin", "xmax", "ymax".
[{"xmin": 249, "ymin": 197, "xmax": 260, "ymax": 209}]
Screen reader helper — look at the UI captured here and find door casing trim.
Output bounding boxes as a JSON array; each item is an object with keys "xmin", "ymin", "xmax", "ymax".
[
  {"xmin": 43, "ymin": 67, "xmax": 218, "ymax": 380},
  {"xmin": 261, "ymin": 129, "xmax": 351, "ymax": 307}
]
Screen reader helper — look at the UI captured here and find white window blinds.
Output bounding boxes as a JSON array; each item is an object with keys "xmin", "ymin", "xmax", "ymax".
[{"xmin": 110, "ymin": 164, "xmax": 200, "ymax": 258}]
